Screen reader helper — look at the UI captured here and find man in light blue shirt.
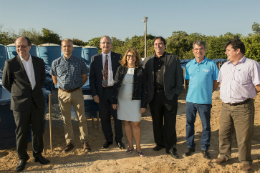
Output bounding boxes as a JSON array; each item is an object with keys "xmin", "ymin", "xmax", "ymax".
[{"xmin": 183, "ymin": 40, "xmax": 219, "ymax": 159}]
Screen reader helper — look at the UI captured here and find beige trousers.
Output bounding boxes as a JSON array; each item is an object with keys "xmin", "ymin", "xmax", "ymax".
[
  {"xmin": 218, "ymin": 99, "xmax": 254, "ymax": 164},
  {"xmin": 58, "ymin": 88, "xmax": 88, "ymax": 144}
]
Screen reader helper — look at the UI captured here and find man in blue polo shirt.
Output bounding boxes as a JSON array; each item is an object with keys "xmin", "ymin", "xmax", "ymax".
[{"xmin": 183, "ymin": 40, "xmax": 219, "ymax": 159}]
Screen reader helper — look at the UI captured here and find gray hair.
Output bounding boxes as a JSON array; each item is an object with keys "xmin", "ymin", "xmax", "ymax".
[
  {"xmin": 193, "ymin": 40, "xmax": 206, "ymax": 49},
  {"xmin": 61, "ymin": 38, "xmax": 73, "ymax": 45},
  {"xmin": 100, "ymin": 35, "xmax": 112, "ymax": 43}
]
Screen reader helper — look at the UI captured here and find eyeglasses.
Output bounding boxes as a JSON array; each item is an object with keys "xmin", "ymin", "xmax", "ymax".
[
  {"xmin": 16, "ymin": 45, "xmax": 28, "ymax": 48},
  {"xmin": 126, "ymin": 55, "xmax": 136, "ymax": 58}
]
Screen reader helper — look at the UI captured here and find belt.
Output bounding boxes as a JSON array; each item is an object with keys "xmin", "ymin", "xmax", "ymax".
[
  {"xmin": 103, "ymin": 86, "xmax": 113, "ymax": 89},
  {"xmin": 226, "ymin": 99, "xmax": 251, "ymax": 106},
  {"xmin": 59, "ymin": 87, "xmax": 80, "ymax": 93}
]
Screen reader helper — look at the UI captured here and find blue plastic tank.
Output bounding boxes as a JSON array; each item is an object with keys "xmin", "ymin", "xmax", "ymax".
[
  {"xmin": 82, "ymin": 46, "xmax": 98, "ymax": 65},
  {"xmin": 6, "ymin": 43, "xmax": 17, "ymax": 59},
  {"xmin": 37, "ymin": 43, "xmax": 61, "ymax": 66},
  {"xmin": 0, "ymin": 44, "xmax": 7, "ymax": 69}
]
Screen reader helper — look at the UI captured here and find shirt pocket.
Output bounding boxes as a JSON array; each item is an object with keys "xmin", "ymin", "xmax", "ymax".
[
  {"xmin": 234, "ymin": 71, "xmax": 250, "ymax": 84},
  {"xmin": 56, "ymin": 65, "xmax": 67, "ymax": 77}
]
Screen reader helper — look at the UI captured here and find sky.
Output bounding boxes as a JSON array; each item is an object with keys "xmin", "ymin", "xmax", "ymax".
[{"xmin": 0, "ymin": 0, "xmax": 260, "ymax": 42}]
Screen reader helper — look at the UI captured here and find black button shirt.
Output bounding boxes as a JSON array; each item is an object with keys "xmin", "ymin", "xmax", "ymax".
[{"xmin": 154, "ymin": 52, "xmax": 166, "ymax": 90}]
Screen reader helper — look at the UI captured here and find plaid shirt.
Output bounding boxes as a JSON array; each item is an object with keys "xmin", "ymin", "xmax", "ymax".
[
  {"xmin": 50, "ymin": 56, "xmax": 89, "ymax": 90},
  {"xmin": 218, "ymin": 56, "xmax": 260, "ymax": 103}
]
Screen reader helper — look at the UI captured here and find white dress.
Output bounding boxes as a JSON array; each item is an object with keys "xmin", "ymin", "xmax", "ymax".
[{"xmin": 117, "ymin": 68, "xmax": 141, "ymax": 122}]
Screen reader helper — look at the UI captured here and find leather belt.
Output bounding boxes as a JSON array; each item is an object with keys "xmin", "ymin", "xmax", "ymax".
[
  {"xmin": 226, "ymin": 99, "xmax": 251, "ymax": 106},
  {"xmin": 59, "ymin": 87, "xmax": 80, "ymax": 93},
  {"xmin": 103, "ymin": 86, "xmax": 113, "ymax": 89}
]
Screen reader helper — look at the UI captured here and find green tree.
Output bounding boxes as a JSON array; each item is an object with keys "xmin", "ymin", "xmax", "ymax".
[
  {"xmin": 252, "ymin": 22, "xmax": 260, "ymax": 35},
  {"xmin": 242, "ymin": 34, "xmax": 260, "ymax": 62},
  {"xmin": 38, "ymin": 28, "xmax": 61, "ymax": 45},
  {"xmin": 72, "ymin": 38, "xmax": 87, "ymax": 46},
  {"xmin": 18, "ymin": 28, "xmax": 42, "ymax": 45}
]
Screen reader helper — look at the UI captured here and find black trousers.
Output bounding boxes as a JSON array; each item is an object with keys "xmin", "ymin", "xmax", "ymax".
[
  {"xmin": 98, "ymin": 88, "xmax": 123, "ymax": 143},
  {"xmin": 13, "ymin": 101, "xmax": 44, "ymax": 160},
  {"xmin": 149, "ymin": 90, "xmax": 178, "ymax": 152}
]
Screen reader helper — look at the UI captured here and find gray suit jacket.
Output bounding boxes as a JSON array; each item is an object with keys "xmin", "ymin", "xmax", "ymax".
[
  {"xmin": 143, "ymin": 52, "xmax": 183, "ymax": 103},
  {"xmin": 89, "ymin": 52, "xmax": 121, "ymax": 99},
  {"xmin": 2, "ymin": 55, "xmax": 46, "ymax": 111}
]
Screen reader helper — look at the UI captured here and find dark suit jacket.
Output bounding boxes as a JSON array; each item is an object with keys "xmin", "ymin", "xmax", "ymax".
[
  {"xmin": 2, "ymin": 55, "xmax": 46, "ymax": 111},
  {"xmin": 89, "ymin": 52, "xmax": 121, "ymax": 99},
  {"xmin": 143, "ymin": 52, "xmax": 183, "ymax": 103}
]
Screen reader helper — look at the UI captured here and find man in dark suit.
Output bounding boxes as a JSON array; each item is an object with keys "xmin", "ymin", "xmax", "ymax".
[
  {"xmin": 2, "ymin": 37, "xmax": 50, "ymax": 172},
  {"xmin": 89, "ymin": 35, "xmax": 124, "ymax": 149},
  {"xmin": 143, "ymin": 36, "xmax": 183, "ymax": 158}
]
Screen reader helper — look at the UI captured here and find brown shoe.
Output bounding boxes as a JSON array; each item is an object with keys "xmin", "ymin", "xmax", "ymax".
[
  {"xmin": 63, "ymin": 143, "xmax": 74, "ymax": 152},
  {"xmin": 242, "ymin": 163, "xmax": 252, "ymax": 172},
  {"xmin": 212, "ymin": 158, "xmax": 226, "ymax": 164},
  {"xmin": 83, "ymin": 142, "xmax": 91, "ymax": 152}
]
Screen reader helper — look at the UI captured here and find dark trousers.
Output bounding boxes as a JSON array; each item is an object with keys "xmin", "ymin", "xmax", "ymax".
[
  {"xmin": 219, "ymin": 99, "xmax": 254, "ymax": 164},
  {"xmin": 13, "ymin": 101, "xmax": 44, "ymax": 160},
  {"xmin": 149, "ymin": 90, "xmax": 178, "ymax": 152},
  {"xmin": 186, "ymin": 102, "xmax": 212, "ymax": 150},
  {"xmin": 98, "ymin": 88, "xmax": 123, "ymax": 143}
]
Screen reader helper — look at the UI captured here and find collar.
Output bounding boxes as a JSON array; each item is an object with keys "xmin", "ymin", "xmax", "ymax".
[
  {"xmin": 101, "ymin": 51, "xmax": 111, "ymax": 58},
  {"xmin": 227, "ymin": 56, "xmax": 246, "ymax": 65},
  {"xmin": 193, "ymin": 56, "xmax": 208, "ymax": 65},
  {"xmin": 20, "ymin": 55, "xmax": 32, "ymax": 62},
  {"xmin": 62, "ymin": 55, "xmax": 73, "ymax": 61}
]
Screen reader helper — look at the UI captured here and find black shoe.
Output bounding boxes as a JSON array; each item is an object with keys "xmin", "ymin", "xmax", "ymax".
[
  {"xmin": 183, "ymin": 148, "xmax": 195, "ymax": 157},
  {"xmin": 153, "ymin": 145, "xmax": 165, "ymax": 151},
  {"xmin": 63, "ymin": 143, "xmax": 74, "ymax": 152},
  {"xmin": 16, "ymin": 159, "xmax": 28, "ymax": 172},
  {"xmin": 117, "ymin": 142, "xmax": 125, "ymax": 149},
  {"xmin": 169, "ymin": 149, "xmax": 179, "ymax": 159},
  {"xmin": 34, "ymin": 155, "xmax": 50, "ymax": 164},
  {"xmin": 202, "ymin": 150, "xmax": 210, "ymax": 159},
  {"xmin": 103, "ymin": 141, "xmax": 113, "ymax": 148}
]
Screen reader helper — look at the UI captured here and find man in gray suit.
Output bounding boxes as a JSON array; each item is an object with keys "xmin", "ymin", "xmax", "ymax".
[
  {"xmin": 143, "ymin": 36, "xmax": 183, "ymax": 158},
  {"xmin": 2, "ymin": 37, "xmax": 49, "ymax": 172}
]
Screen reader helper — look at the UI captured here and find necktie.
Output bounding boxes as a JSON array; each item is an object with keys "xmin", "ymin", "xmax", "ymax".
[{"xmin": 102, "ymin": 55, "xmax": 108, "ymax": 87}]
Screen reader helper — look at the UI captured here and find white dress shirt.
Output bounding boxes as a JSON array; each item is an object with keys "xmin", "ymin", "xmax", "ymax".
[
  {"xmin": 20, "ymin": 55, "xmax": 36, "ymax": 89},
  {"xmin": 102, "ymin": 51, "xmax": 114, "ymax": 86}
]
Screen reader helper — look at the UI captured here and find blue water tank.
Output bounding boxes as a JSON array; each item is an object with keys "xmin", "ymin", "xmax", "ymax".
[
  {"xmin": 82, "ymin": 46, "xmax": 98, "ymax": 65},
  {"xmin": 6, "ymin": 43, "xmax": 17, "ymax": 59},
  {"xmin": 37, "ymin": 43, "xmax": 61, "ymax": 66},
  {"xmin": 61, "ymin": 45, "xmax": 82, "ymax": 58},
  {"xmin": 6, "ymin": 43, "xmax": 37, "ymax": 59},
  {"xmin": 0, "ymin": 44, "xmax": 7, "ymax": 69},
  {"xmin": 30, "ymin": 44, "xmax": 37, "ymax": 57}
]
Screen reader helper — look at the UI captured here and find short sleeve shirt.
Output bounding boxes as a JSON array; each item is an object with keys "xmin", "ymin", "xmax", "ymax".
[
  {"xmin": 50, "ymin": 56, "xmax": 89, "ymax": 90},
  {"xmin": 185, "ymin": 57, "xmax": 219, "ymax": 104}
]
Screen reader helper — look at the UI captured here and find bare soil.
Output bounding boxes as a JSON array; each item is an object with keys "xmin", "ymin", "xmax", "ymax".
[{"xmin": 1, "ymin": 88, "xmax": 260, "ymax": 173}]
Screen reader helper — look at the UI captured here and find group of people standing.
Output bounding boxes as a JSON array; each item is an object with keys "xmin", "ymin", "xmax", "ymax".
[{"xmin": 2, "ymin": 35, "xmax": 260, "ymax": 172}]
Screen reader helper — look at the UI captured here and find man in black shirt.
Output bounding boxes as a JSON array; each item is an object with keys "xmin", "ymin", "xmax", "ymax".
[{"xmin": 143, "ymin": 36, "xmax": 183, "ymax": 158}]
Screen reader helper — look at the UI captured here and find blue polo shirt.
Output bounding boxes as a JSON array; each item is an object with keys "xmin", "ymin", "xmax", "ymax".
[{"xmin": 185, "ymin": 57, "xmax": 219, "ymax": 104}]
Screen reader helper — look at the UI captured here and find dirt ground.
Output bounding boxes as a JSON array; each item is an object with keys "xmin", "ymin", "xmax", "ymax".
[{"xmin": 1, "ymin": 88, "xmax": 260, "ymax": 173}]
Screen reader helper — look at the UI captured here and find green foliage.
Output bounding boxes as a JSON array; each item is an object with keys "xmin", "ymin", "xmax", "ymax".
[
  {"xmin": 18, "ymin": 28, "xmax": 42, "ymax": 45},
  {"xmin": 38, "ymin": 28, "xmax": 61, "ymax": 45},
  {"xmin": 87, "ymin": 37, "xmax": 101, "ymax": 53},
  {"xmin": 242, "ymin": 34, "xmax": 260, "ymax": 62},
  {"xmin": 72, "ymin": 38, "xmax": 87, "ymax": 46},
  {"xmin": 252, "ymin": 22, "xmax": 260, "ymax": 35}
]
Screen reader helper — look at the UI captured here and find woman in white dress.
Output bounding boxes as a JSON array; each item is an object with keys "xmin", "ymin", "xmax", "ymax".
[{"xmin": 112, "ymin": 48, "xmax": 147, "ymax": 157}]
